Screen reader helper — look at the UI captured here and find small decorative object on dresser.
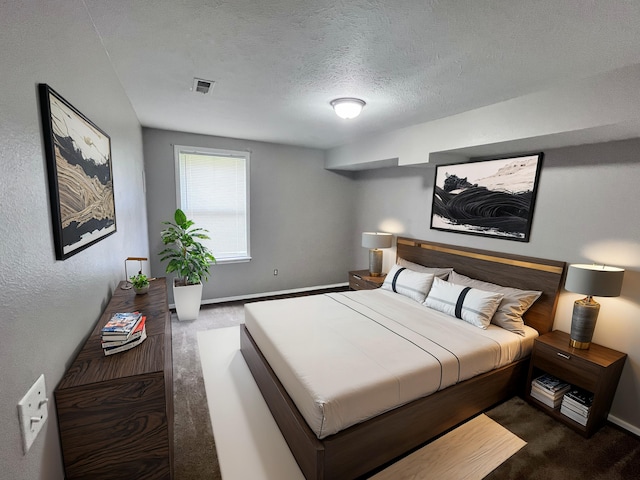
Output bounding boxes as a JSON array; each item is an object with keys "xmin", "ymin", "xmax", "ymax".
[
  {"xmin": 362, "ymin": 232, "xmax": 393, "ymax": 276},
  {"xmin": 349, "ymin": 269, "xmax": 386, "ymax": 290},
  {"xmin": 564, "ymin": 263, "xmax": 624, "ymax": 349},
  {"xmin": 121, "ymin": 256, "xmax": 148, "ymax": 290},
  {"xmin": 526, "ymin": 330, "xmax": 626, "ymax": 437},
  {"xmin": 130, "ymin": 273, "xmax": 150, "ymax": 294}
]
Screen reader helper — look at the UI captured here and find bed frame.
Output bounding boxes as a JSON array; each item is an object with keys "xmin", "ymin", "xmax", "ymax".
[{"xmin": 240, "ymin": 238, "xmax": 566, "ymax": 479}]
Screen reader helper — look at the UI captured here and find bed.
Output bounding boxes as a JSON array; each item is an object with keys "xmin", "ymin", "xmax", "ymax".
[{"xmin": 240, "ymin": 238, "xmax": 566, "ymax": 479}]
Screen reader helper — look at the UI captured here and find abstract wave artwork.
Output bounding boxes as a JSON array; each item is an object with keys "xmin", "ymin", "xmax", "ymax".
[
  {"xmin": 430, "ymin": 154, "xmax": 542, "ymax": 242},
  {"xmin": 39, "ymin": 84, "xmax": 116, "ymax": 259}
]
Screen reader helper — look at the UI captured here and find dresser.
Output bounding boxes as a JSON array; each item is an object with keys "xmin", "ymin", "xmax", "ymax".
[{"xmin": 55, "ymin": 278, "xmax": 174, "ymax": 479}]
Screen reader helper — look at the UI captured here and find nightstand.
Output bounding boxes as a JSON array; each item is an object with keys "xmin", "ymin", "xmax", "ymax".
[
  {"xmin": 348, "ymin": 270, "xmax": 386, "ymax": 290},
  {"xmin": 525, "ymin": 330, "xmax": 626, "ymax": 437}
]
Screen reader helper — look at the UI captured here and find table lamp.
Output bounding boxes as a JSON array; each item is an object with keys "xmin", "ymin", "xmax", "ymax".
[
  {"xmin": 362, "ymin": 232, "xmax": 393, "ymax": 277},
  {"xmin": 122, "ymin": 257, "xmax": 148, "ymax": 289},
  {"xmin": 564, "ymin": 263, "xmax": 624, "ymax": 349}
]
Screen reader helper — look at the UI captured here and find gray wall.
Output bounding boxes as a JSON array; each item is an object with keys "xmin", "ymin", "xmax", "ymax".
[
  {"xmin": 0, "ymin": 2, "xmax": 148, "ymax": 479},
  {"xmin": 142, "ymin": 128, "xmax": 355, "ymax": 303},
  {"xmin": 2, "ymin": 5, "xmax": 638, "ymax": 478},
  {"xmin": 351, "ymin": 139, "xmax": 640, "ymax": 432}
]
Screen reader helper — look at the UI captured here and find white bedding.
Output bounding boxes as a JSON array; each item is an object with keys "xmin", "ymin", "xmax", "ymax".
[{"xmin": 244, "ymin": 289, "xmax": 537, "ymax": 439}]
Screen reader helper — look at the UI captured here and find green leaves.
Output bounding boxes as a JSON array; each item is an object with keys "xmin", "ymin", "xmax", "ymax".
[
  {"xmin": 159, "ymin": 209, "xmax": 216, "ymax": 286},
  {"xmin": 129, "ymin": 273, "xmax": 149, "ymax": 288},
  {"xmin": 174, "ymin": 208, "xmax": 187, "ymax": 226}
]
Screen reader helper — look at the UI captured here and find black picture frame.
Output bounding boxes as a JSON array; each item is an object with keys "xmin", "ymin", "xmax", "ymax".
[
  {"xmin": 39, "ymin": 84, "xmax": 116, "ymax": 260},
  {"xmin": 430, "ymin": 153, "xmax": 543, "ymax": 242}
]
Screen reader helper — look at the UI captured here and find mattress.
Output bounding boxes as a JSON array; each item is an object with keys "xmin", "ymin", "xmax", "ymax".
[{"xmin": 244, "ymin": 289, "xmax": 537, "ymax": 439}]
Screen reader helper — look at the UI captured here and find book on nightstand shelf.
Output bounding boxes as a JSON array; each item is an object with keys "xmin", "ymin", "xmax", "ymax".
[
  {"xmin": 530, "ymin": 374, "xmax": 571, "ymax": 408},
  {"xmin": 560, "ymin": 387, "xmax": 594, "ymax": 426}
]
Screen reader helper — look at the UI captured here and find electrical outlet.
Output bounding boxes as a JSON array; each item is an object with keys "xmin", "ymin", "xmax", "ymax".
[
  {"xmin": 273, "ymin": 269, "xmax": 278, "ymax": 276},
  {"xmin": 17, "ymin": 374, "xmax": 49, "ymax": 454}
]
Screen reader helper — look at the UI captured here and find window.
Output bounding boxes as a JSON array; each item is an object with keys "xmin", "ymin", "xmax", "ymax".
[{"xmin": 174, "ymin": 145, "xmax": 250, "ymax": 263}]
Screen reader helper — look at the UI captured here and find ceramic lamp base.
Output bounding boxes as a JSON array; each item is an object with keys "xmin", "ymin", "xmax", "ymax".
[
  {"xmin": 369, "ymin": 249, "xmax": 383, "ymax": 277},
  {"xmin": 569, "ymin": 296, "xmax": 600, "ymax": 349}
]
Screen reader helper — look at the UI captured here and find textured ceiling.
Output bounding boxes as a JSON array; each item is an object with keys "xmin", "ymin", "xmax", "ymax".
[{"xmin": 84, "ymin": 0, "xmax": 640, "ymax": 150}]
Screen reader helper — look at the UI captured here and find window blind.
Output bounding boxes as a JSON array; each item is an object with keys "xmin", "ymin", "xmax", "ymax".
[{"xmin": 175, "ymin": 146, "xmax": 250, "ymax": 263}]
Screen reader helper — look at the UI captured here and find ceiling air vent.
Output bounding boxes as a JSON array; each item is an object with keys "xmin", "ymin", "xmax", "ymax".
[{"xmin": 192, "ymin": 78, "xmax": 215, "ymax": 95}]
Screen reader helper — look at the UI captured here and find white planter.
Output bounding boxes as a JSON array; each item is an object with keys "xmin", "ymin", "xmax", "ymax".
[{"xmin": 173, "ymin": 281, "xmax": 203, "ymax": 321}]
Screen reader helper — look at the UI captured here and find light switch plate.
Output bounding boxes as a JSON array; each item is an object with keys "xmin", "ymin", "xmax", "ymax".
[{"xmin": 17, "ymin": 374, "xmax": 48, "ymax": 454}]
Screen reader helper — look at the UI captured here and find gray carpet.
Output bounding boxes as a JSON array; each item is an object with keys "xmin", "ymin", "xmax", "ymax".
[
  {"xmin": 484, "ymin": 397, "xmax": 640, "ymax": 480},
  {"xmin": 172, "ymin": 301, "xmax": 640, "ymax": 479},
  {"xmin": 172, "ymin": 301, "xmax": 245, "ymax": 480}
]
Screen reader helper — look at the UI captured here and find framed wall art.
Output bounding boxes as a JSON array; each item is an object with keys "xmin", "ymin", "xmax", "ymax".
[
  {"xmin": 430, "ymin": 153, "xmax": 543, "ymax": 242},
  {"xmin": 39, "ymin": 84, "xmax": 116, "ymax": 260}
]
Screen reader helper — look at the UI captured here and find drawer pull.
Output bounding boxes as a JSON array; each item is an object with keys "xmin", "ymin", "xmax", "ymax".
[
  {"xmin": 353, "ymin": 275, "xmax": 362, "ymax": 280},
  {"xmin": 557, "ymin": 352, "xmax": 571, "ymax": 360}
]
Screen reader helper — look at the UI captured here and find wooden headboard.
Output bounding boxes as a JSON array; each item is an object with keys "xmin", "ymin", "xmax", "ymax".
[{"xmin": 396, "ymin": 237, "xmax": 566, "ymax": 334}]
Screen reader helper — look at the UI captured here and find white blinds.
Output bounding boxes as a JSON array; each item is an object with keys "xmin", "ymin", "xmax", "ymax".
[{"xmin": 176, "ymin": 147, "xmax": 250, "ymax": 262}]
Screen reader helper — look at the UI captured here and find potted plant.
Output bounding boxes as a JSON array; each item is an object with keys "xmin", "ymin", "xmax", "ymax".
[
  {"xmin": 159, "ymin": 208, "xmax": 216, "ymax": 321},
  {"xmin": 130, "ymin": 273, "xmax": 150, "ymax": 295}
]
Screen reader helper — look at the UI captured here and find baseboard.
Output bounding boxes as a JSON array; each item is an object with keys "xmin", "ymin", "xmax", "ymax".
[
  {"xmin": 169, "ymin": 282, "xmax": 349, "ymax": 309},
  {"xmin": 608, "ymin": 414, "xmax": 640, "ymax": 437}
]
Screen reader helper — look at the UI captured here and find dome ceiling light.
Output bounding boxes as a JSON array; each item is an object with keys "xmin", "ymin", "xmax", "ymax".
[{"xmin": 330, "ymin": 98, "xmax": 366, "ymax": 119}]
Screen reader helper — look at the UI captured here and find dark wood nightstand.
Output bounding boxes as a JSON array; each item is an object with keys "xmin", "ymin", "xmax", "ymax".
[
  {"xmin": 349, "ymin": 270, "xmax": 386, "ymax": 290},
  {"xmin": 525, "ymin": 330, "xmax": 626, "ymax": 437}
]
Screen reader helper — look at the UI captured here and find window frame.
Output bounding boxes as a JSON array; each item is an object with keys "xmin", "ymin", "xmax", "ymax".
[{"xmin": 173, "ymin": 144, "xmax": 251, "ymax": 264}]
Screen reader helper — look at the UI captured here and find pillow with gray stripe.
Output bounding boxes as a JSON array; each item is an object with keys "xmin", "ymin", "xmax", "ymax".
[
  {"xmin": 448, "ymin": 271, "xmax": 542, "ymax": 336},
  {"xmin": 396, "ymin": 257, "xmax": 453, "ymax": 280},
  {"xmin": 423, "ymin": 277, "xmax": 504, "ymax": 329},
  {"xmin": 381, "ymin": 264, "xmax": 435, "ymax": 303}
]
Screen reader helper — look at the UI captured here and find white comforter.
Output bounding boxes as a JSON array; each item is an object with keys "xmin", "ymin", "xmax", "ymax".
[{"xmin": 244, "ymin": 289, "xmax": 537, "ymax": 439}]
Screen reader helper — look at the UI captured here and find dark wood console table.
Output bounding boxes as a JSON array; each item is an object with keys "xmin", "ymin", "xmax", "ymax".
[{"xmin": 55, "ymin": 278, "xmax": 173, "ymax": 479}]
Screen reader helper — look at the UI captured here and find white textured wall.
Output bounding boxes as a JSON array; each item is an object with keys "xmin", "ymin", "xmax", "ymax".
[
  {"xmin": 326, "ymin": 64, "xmax": 640, "ymax": 169},
  {"xmin": 351, "ymin": 139, "xmax": 640, "ymax": 433},
  {"xmin": 142, "ymin": 128, "xmax": 355, "ymax": 303},
  {"xmin": 0, "ymin": 2, "xmax": 148, "ymax": 478}
]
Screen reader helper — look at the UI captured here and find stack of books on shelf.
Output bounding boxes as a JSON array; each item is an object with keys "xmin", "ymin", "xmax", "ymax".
[
  {"xmin": 101, "ymin": 312, "xmax": 147, "ymax": 356},
  {"xmin": 560, "ymin": 387, "xmax": 594, "ymax": 426},
  {"xmin": 530, "ymin": 373, "xmax": 571, "ymax": 408}
]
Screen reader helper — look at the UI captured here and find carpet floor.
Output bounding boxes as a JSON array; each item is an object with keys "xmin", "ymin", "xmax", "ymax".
[{"xmin": 172, "ymin": 301, "xmax": 640, "ymax": 480}]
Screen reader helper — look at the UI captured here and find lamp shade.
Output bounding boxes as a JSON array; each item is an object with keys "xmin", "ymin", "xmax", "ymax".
[
  {"xmin": 362, "ymin": 232, "xmax": 392, "ymax": 249},
  {"xmin": 565, "ymin": 264, "xmax": 624, "ymax": 297}
]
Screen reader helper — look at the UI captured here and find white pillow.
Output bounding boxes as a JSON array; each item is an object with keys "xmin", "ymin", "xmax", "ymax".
[
  {"xmin": 382, "ymin": 264, "xmax": 435, "ymax": 303},
  {"xmin": 396, "ymin": 258, "xmax": 453, "ymax": 280},
  {"xmin": 423, "ymin": 277, "xmax": 504, "ymax": 329},
  {"xmin": 448, "ymin": 271, "xmax": 542, "ymax": 336}
]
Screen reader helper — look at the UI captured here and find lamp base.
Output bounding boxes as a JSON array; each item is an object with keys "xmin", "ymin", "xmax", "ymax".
[
  {"xmin": 569, "ymin": 338, "xmax": 591, "ymax": 349},
  {"xmin": 369, "ymin": 249, "xmax": 383, "ymax": 277},
  {"xmin": 569, "ymin": 296, "xmax": 600, "ymax": 350}
]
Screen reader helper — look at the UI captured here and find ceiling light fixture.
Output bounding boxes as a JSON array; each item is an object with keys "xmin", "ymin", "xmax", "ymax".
[{"xmin": 331, "ymin": 98, "xmax": 366, "ymax": 119}]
